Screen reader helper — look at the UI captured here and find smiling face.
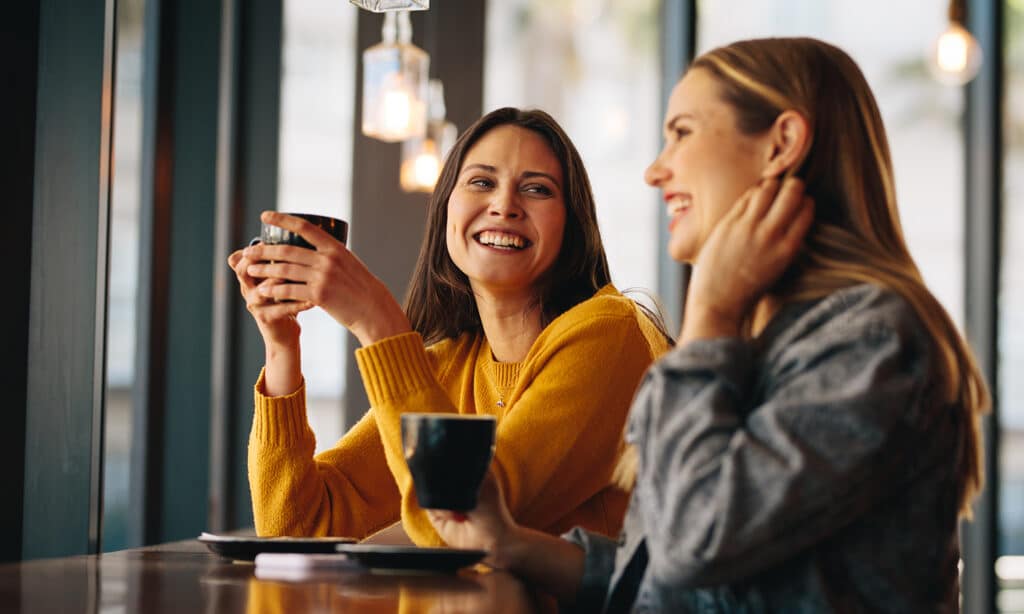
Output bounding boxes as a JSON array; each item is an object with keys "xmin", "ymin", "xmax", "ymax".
[
  {"xmin": 644, "ymin": 68, "xmax": 774, "ymax": 263},
  {"xmin": 445, "ymin": 124, "xmax": 567, "ymax": 298}
]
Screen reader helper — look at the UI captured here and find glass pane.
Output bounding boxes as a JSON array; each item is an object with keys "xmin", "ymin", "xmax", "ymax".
[
  {"xmin": 484, "ymin": 0, "xmax": 662, "ymax": 301},
  {"xmin": 697, "ymin": 0, "xmax": 965, "ymax": 326},
  {"xmin": 103, "ymin": 0, "xmax": 146, "ymax": 552},
  {"xmin": 999, "ymin": 0, "xmax": 1024, "ymax": 610},
  {"xmin": 278, "ymin": 0, "xmax": 357, "ymax": 447}
]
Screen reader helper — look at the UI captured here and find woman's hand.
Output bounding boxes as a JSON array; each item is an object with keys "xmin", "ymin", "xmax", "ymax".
[
  {"xmin": 426, "ymin": 471, "xmax": 520, "ymax": 569},
  {"xmin": 242, "ymin": 211, "xmax": 412, "ymax": 347},
  {"xmin": 682, "ymin": 177, "xmax": 814, "ymax": 342},
  {"xmin": 227, "ymin": 246, "xmax": 311, "ymax": 349}
]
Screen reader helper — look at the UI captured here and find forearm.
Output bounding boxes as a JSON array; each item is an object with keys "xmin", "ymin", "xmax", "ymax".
[
  {"xmin": 263, "ymin": 339, "xmax": 302, "ymax": 397},
  {"xmin": 498, "ymin": 525, "xmax": 586, "ymax": 604}
]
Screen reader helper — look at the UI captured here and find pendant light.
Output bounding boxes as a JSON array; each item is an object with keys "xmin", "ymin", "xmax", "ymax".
[
  {"xmin": 361, "ymin": 11, "xmax": 429, "ymax": 142},
  {"xmin": 350, "ymin": 0, "xmax": 428, "ymax": 12},
  {"xmin": 400, "ymin": 79, "xmax": 458, "ymax": 193},
  {"xmin": 929, "ymin": 0, "xmax": 982, "ymax": 86}
]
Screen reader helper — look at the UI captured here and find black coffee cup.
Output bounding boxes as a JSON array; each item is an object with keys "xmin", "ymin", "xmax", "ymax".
[
  {"xmin": 248, "ymin": 213, "xmax": 348, "ymax": 301},
  {"xmin": 401, "ymin": 413, "xmax": 497, "ymax": 511},
  {"xmin": 251, "ymin": 212, "xmax": 349, "ymax": 249}
]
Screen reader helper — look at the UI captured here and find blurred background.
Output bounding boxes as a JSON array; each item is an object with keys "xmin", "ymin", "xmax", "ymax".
[{"xmin": 8, "ymin": 0, "xmax": 1020, "ymax": 612}]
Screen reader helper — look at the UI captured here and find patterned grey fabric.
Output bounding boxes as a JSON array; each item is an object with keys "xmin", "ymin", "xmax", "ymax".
[{"xmin": 564, "ymin": 284, "xmax": 963, "ymax": 613}]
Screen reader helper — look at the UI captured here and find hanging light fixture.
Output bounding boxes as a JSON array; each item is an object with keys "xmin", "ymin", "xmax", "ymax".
[
  {"xmin": 400, "ymin": 79, "xmax": 458, "ymax": 193},
  {"xmin": 350, "ymin": 0, "xmax": 428, "ymax": 12},
  {"xmin": 362, "ymin": 11, "xmax": 429, "ymax": 142},
  {"xmin": 929, "ymin": 0, "xmax": 982, "ymax": 86}
]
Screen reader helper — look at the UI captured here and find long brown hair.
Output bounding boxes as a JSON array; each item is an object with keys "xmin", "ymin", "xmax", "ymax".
[
  {"xmin": 404, "ymin": 107, "xmax": 613, "ymax": 345},
  {"xmin": 700, "ymin": 38, "xmax": 988, "ymax": 517}
]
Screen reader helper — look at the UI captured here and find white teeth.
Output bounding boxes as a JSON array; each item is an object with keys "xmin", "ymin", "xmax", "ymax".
[
  {"xmin": 476, "ymin": 230, "xmax": 528, "ymax": 249},
  {"xmin": 666, "ymin": 197, "xmax": 690, "ymax": 218}
]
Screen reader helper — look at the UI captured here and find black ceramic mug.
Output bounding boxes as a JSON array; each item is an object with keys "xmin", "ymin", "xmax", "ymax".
[
  {"xmin": 252, "ymin": 212, "xmax": 349, "ymax": 249},
  {"xmin": 401, "ymin": 413, "xmax": 497, "ymax": 511},
  {"xmin": 249, "ymin": 213, "xmax": 348, "ymax": 300}
]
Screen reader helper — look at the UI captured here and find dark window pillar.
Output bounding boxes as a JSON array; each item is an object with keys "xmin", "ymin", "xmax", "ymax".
[
  {"xmin": 960, "ymin": 0, "xmax": 1002, "ymax": 611},
  {"xmin": 20, "ymin": 0, "xmax": 116, "ymax": 560}
]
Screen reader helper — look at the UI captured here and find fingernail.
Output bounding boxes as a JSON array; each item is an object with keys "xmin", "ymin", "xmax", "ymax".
[
  {"xmin": 452, "ymin": 512, "xmax": 468, "ymax": 523},
  {"xmin": 258, "ymin": 284, "xmax": 270, "ymax": 295}
]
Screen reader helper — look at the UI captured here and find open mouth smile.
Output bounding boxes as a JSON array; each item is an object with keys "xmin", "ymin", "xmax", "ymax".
[{"xmin": 473, "ymin": 230, "xmax": 532, "ymax": 251}]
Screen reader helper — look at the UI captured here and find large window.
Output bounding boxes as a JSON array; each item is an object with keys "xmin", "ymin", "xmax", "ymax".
[
  {"xmin": 103, "ymin": 0, "xmax": 146, "ymax": 552},
  {"xmin": 277, "ymin": 0, "xmax": 357, "ymax": 448},
  {"xmin": 697, "ymin": 0, "xmax": 965, "ymax": 323},
  {"xmin": 484, "ymin": 0, "xmax": 662, "ymax": 300},
  {"xmin": 999, "ymin": 1, "xmax": 1024, "ymax": 610}
]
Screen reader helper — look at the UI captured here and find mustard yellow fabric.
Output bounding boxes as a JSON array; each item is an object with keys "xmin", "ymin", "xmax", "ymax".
[{"xmin": 248, "ymin": 284, "xmax": 670, "ymax": 546}]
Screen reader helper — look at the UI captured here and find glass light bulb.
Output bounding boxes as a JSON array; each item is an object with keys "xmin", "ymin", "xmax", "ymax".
[
  {"xmin": 413, "ymin": 150, "xmax": 441, "ymax": 187},
  {"xmin": 382, "ymin": 87, "xmax": 412, "ymax": 135},
  {"xmin": 401, "ymin": 139, "xmax": 440, "ymax": 193},
  {"xmin": 929, "ymin": 22, "xmax": 982, "ymax": 86}
]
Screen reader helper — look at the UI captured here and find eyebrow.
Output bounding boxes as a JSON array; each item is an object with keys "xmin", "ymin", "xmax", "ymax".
[
  {"xmin": 460, "ymin": 163, "xmax": 562, "ymax": 189},
  {"xmin": 664, "ymin": 113, "xmax": 696, "ymax": 132}
]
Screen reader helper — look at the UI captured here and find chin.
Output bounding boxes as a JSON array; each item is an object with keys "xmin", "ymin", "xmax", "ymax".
[{"xmin": 668, "ymin": 242, "xmax": 695, "ymax": 264}]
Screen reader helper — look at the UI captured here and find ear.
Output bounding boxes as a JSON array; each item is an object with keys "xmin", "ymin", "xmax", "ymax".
[{"xmin": 760, "ymin": 110, "xmax": 810, "ymax": 179}]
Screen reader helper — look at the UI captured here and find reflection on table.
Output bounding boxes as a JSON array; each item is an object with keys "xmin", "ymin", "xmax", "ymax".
[{"xmin": 0, "ymin": 539, "xmax": 556, "ymax": 613}]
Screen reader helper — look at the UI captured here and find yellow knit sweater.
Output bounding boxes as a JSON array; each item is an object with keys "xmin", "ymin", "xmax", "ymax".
[{"xmin": 248, "ymin": 284, "xmax": 670, "ymax": 546}]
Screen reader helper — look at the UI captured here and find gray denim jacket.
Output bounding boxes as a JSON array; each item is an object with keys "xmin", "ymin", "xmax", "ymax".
[{"xmin": 564, "ymin": 284, "xmax": 963, "ymax": 613}]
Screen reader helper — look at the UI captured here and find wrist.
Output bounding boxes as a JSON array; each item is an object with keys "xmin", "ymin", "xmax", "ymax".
[
  {"xmin": 489, "ymin": 524, "xmax": 530, "ymax": 571},
  {"xmin": 680, "ymin": 302, "xmax": 743, "ymax": 343},
  {"xmin": 353, "ymin": 316, "xmax": 412, "ymax": 348}
]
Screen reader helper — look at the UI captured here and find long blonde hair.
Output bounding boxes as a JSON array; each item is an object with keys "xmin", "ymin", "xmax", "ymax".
[{"xmin": 616, "ymin": 38, "xmax": 989, "ymax": 519}]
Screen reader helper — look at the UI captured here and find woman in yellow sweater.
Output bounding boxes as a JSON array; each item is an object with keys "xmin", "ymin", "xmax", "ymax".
[{"xmin": 227, "ymin": 107, "xmax": 671, "ymax": 547}]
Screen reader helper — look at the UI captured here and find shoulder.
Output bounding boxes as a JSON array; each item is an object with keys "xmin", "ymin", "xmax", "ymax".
[
  {"xmin": 764, "ymin": 283, "xmax": 931, "ymax": 375},
  {"xmin": 424, "ymin": 331, "xmax": 481, "ymax": 372},
  {"xmin": 780, "ymin": 284, "xmax": 925, "ymax": 342},
  {"xmin": 535, "ymin": 284, "xmax": 670, "ymax": 356}
]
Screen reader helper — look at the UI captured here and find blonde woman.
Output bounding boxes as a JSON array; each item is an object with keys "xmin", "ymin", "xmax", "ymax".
[{"xmin": 427, "ymin": 38, "xmax": 989, "ymax": 613}]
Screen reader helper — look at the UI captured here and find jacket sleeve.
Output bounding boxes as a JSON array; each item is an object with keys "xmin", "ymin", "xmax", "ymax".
[
  {"xmin": 248, "ymin": 370, "xmax": 401, "ymax": 538},
  {"xmin": 560, "ymin": 527, "xmax": 618, "ymax": 613},
  {"xmin": 356, "ymin": 312, "xmax": 660, "ymax": 547},
  {"xmin": 629, "ymin": 292, "xmax": 933, "ymax": 587}
]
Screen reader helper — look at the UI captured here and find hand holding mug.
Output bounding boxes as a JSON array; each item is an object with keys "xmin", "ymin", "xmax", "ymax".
[
  {"xmin": 242, "ymin": 211, "xmax": 411, "ymax": 346},
  {"xmin": 426, "ymin": 471, "xmax": 519, "ymax": 569},
  {"xmin": 228, "ymin": 246, "xmax": 311, "ymax": 350}
]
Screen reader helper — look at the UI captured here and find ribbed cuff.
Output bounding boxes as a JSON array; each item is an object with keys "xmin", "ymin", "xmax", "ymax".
[
  {"xmin": 354, "ymin": 332, "xmax": 435, "ymax": 405},
  {"xmin": 251, "ymin": 368, "xmax": 311, "ymax": 446}
]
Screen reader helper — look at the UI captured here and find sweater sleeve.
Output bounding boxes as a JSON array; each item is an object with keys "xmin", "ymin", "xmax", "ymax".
[
  {"xmin": 356, "ymin": 311, "xmax": 661, "ymax": 547},
  {"xmin": 629, "ymin": 289, "xmax": 934, "ymax": 587},
  {"xmin": 248, "ymin": 369, "xmax": 401, "ymax": 538}
]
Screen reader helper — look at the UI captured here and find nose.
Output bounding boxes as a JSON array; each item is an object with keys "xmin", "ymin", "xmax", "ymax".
[
  {"xmin": 488, "ymin": 186, "xmax": 522, "ymax": 218},
  {"xmin": 644, "ymin": 147, "xmax": 671, "ymax": 187}
]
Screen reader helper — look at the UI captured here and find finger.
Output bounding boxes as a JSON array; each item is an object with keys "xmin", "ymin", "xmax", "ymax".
[
  {"xmin": 260, "ymin": 211, "xmax": 339, "ymax": 252},
  {"xmin": 724, "ymin": 185, "xmax": 755, "ymax": 222},
  {"xmin": 227, "ymin": 249, "xmax": 243, "ymax": 268},
  {"xmin": 243, "ymin": 242, "xmax": 319, "ymax": 267},
  {"xmin": 231, "ymin": 254, "xmax": 262, "ymax": 294},
  {"xmin": 258, "ymin": 279, "xmax": 309, "ymax": 303},
  {"xmin": 745, "ymin": 177, "xmax": 782, "ymax": 220},
  {"xmin": 249, "ymin": 299, "xmax": 313, "ymax": 320},
  {"xmin": 427, "ymin": 510, "xmax": 455, "ymax": 525},
  {"xmin": 781, "ymin": 196, "xmax": 815, "ymax": 251},
  {"xmin": 248, "ymin": 261, "xmax": 312, "ymax": 284},
  {"xmin": 762, "ymin": 177, "xmax": 806, "ymax": 232}
]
